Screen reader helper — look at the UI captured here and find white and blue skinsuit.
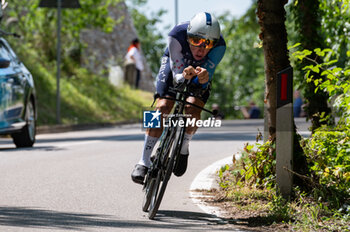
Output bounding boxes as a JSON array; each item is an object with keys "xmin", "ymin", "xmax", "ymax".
[{"xmin": 156, "ymin": 21, "xmax": 226, "ymax": 103}]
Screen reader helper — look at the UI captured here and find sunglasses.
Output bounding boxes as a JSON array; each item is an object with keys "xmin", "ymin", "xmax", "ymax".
[{"xmin": 187, "ymin": 34, "xmax": 217, "ymax": 49}]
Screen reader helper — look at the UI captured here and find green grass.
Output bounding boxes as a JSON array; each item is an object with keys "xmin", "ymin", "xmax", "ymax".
[{"xmin": 16, "ymin": 44, "xmax": 153, "ymax": 126}]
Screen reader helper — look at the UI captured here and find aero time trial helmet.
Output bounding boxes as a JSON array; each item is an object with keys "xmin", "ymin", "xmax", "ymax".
[{"xmin": 187, "ymin": 12, "xmax": 220, "ymax": 49}]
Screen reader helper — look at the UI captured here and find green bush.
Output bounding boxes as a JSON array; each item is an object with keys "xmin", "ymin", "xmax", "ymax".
[
  {"xmin": 219, "ymin": 140, "xmax": 276, "ymax": 189},
  {"xmin": 303, "ymin": 126, "xmax": 350, "ymax": 209}
]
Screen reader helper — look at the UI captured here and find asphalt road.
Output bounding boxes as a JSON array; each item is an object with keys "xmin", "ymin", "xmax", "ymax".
[{"xmin": 0, "ymin": 119, "xmax": 310, "ymax": 232}]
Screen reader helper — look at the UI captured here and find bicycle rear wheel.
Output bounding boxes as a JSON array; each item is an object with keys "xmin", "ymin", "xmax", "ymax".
[
  {"xmin": 142, "ymin": 174, "xmax": 155, "ymax": 212},
  {"xmin": 148, "ymin": 122, "xmax": 186, "ymax": 219}
]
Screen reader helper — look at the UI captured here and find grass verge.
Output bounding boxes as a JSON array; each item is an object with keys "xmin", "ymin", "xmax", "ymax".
[{"xmin": 212, "ymin": 151, "xmax": 350, "ymax": 232}]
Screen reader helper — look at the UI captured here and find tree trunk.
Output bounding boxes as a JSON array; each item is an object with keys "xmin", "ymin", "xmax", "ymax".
[
  {"xmin": 257, "ymin": 0, "xmax": 309, "ymax": 189},
  {"xmin": 294, "ymin": 0, "xmax": 332, "ymax": 132},
  {"xmin": 257, "ymin": 0, "xmax": 290, "ymax": 141}
]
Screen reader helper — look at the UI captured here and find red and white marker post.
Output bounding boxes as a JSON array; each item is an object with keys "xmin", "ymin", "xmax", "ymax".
[{"xmin": 276, "ymin": 66, "xmax": 294, "ymax": 198}]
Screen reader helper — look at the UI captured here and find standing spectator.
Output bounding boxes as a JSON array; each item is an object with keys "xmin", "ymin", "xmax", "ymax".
[
  {"xmin": 124, "ymin": 38, "xmax": 144, "ymax": 88},
  {"xmin": 241, "ymin": 101, "xmax": 261, "ymax": 119},
  {"xmin": 211, "ymin": 103, "xmax": 225, "ymax": 120},
  {"xmin": 293, "ymin": 90, "xmax": 303, "ymax": 117}
]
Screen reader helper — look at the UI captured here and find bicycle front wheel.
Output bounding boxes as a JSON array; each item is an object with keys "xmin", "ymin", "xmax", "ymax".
[
  {"xmin": 141, "ymin": 126, "xmax": 174, "ymax": 213},
  {"xmin": 148, "ymin": 122, "xmax": 185, "ymax": 219}
]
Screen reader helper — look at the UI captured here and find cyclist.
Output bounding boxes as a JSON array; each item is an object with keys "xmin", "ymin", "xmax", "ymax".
[{"xmin": 131, "ymin": 12, "xmax": 226, "ymax": 184}]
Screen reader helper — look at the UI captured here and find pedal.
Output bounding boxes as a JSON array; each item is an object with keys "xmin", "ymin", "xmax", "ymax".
[{"xmin": 150, "ymin": 168, "xmax": 159, "ymax": 178}]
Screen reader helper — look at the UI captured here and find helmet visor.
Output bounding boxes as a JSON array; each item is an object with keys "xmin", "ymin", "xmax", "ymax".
[{"xmin": 187, "ymin": 34, "xmax": 217, "ymax": 49}]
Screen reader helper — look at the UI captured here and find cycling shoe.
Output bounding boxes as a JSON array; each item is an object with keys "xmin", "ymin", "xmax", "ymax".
[
  {"xmin": 131, "ymin": 164, "xmax": 148, "ymax": 184},
  {"xmin": 173, "ymin": 153, "xmax": 189, "ymax": 177}
]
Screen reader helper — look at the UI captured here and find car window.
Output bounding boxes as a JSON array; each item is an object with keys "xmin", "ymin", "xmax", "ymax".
[{"xmin": 0, "ymin": 41, "xmax": 15, "ymax": 66}]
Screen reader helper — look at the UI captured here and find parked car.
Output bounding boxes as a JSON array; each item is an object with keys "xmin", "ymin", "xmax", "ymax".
[{"xmin": 0, "ymin": 37, "xmax": 36, "ymax": 147}]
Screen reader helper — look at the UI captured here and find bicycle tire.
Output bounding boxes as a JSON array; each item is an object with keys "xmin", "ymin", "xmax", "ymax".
[
  {"xmin": 142, "ymin": 174, "xmax": 155, "ymax": 212},
  {"xmin": 148, "ymin": 129, "xmax": 176, "ymax": 219},
  {"xmin": 148, "ymin": 122, "xmax": 186, "ymax": 219},
  {"xmin": 142, "ymin": 126, "xmax": 174, "ymax": 213}
]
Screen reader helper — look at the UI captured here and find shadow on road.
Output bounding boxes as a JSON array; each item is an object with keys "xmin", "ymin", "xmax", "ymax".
[
  {"xmin": 0, "ymin": 146, "xmax": 65, "ymax": 152},
  {"xmin": 0, "ymin": 133, "xmax": 258, "ymax": 149},
  {"xmin": 157, "ymin": 209, "xmax": 223, "ymax": 222},
  {"xmin": 32, "ymin": 132, "xmax": 258, "ymax": 144},
  {"xmin": 193, "ymin": 132, "xmax": 258, "ymax": 141},
  {"xmin": 0, "ymin": 206, "xmax": 251, "ymax": 231},
  {"xmin": 157, "ymin": 210, "xmax": 283, "ymax": 231}
]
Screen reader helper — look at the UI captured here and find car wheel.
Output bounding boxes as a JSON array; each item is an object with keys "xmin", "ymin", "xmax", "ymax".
[{"xmin": 11, "ymin": 100, "xmax": 36, "ymax": 147}]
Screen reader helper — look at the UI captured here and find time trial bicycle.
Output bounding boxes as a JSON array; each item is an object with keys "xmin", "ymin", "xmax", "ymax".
[{"xmin": 141, "ymin": 80, "xmax": 214, "ymax": 219}]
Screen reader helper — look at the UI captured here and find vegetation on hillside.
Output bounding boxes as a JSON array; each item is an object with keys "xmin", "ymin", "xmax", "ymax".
[
  {"xmin": 3, "ymin": 0, "xmax": 156, "ymax": 125},
  {"xmin": 13, "ymin": 41, "xmax": 152, "ymax": 125}
]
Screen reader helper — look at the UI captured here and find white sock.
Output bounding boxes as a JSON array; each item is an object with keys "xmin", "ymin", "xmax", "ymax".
[
  {"xmin": 180, "ymin": 133, "xmax": 193, "ymax": 154},
  {"xmin": 138, "ymin": 135, "xmax": 159, "ymax": 168}
]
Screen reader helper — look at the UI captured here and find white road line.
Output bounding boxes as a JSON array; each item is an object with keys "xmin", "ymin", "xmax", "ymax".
[{"xmin": 189, "ymin": 156, "xmax": 233, "ymax": 217}]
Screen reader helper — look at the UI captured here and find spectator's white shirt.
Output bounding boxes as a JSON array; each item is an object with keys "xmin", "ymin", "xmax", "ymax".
[{"xmin": 125, "ymin": 47, "xmax": 144, "ymax": 71}]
